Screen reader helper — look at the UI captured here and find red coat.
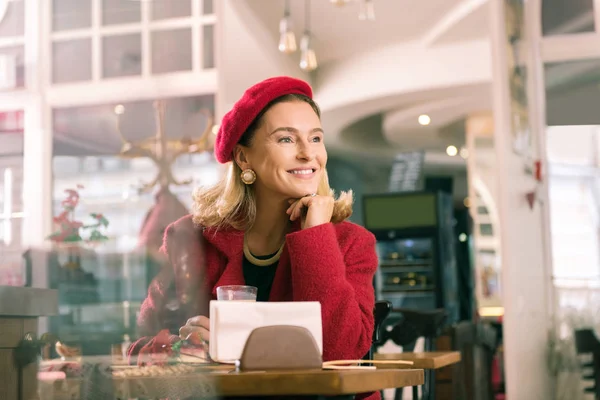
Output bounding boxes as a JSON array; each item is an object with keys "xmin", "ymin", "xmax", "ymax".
[{"xmin": 131, "ymin": 215, "xmax": 379, "ymax": 400}]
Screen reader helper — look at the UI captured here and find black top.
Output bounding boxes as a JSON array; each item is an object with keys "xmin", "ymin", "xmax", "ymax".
[{"xmin": 242, "ymin": 252, "xmax": 278, "ymax": 302}]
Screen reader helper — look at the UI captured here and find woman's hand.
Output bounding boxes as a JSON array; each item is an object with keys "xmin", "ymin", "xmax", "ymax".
[
  {"xmin": 179, "ymin": 315, "xmax": 210, "ymax": 345},
  {"xmin": 287, "ymin": 194, "xmax": 334, "ymax": 229}
]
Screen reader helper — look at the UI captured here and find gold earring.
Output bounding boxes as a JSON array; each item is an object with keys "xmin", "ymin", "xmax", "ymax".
[{"xmin": 240, "ymin": 169, "xmax": 256, "ymax": 185}]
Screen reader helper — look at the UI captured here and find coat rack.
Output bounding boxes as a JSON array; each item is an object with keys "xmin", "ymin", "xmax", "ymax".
[{"xmin": 115, "ymin": 100, "xmax": 215, "ymax": 193}]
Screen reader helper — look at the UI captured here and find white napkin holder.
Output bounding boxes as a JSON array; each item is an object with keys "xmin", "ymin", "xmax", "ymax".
[{"xmin": 208, "ymin": 300, "xmax": 322, "ymax": 363}]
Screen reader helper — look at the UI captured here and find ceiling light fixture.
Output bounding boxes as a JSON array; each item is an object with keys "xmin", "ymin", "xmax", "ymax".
[
  {"xmin": 446, "ymin": 145, "xmax": 458, "ymax": 156},
  {"xmin": 358, "ymin": 0, "xmax": 376, "ymax": 21},
  {"xmin": 299, "ymin": 0, "xmax": 317, "ymax": 71},
  {"xmin": 279, "ymin": 0, "xmax": 376, "ymax": 67},
  {"xmin": 278, "ymin": 0, "xmax": 297, "ymax": 54},
  {"xmin": 460, "ymin": 147, "xmax": 469, "ymax": 159},
  {"xmin": 418, "ymin": 114, "xmax": 431, "ymax": 126}
]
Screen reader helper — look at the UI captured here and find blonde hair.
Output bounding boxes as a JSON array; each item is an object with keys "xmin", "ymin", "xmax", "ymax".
[{"xmin": 192, "ymin": 162, "xmax": 353, "ymax": 231}]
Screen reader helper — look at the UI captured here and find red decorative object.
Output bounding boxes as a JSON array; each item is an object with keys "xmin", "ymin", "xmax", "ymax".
[
  {"xmin": 138, "ymin": 188, "xmax": 188, "ymax": 252},
  {"xmin": 526, "ymin": 191, "xmax": 536, "ymax": 210},
  {"xmin": 534, "ymin": 160, "xmax": 542, "ymax": 182},
  {"xmin": 137, "ymin": 328, "xmax": 209, "ymax": 366},
  {"xmin": 215, "ymin": 76, "xmax": 313, "ymax": 163},
  {"xmin": 47, "ymin": 185, "xmax": 110, "ymax": 244},
  {"xmin": 145, "ymin": 329, "xmax": 176, "ymax": 365}
]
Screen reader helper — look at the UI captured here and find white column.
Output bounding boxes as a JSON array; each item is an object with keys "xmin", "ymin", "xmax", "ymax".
[
  {"xmin": 20, "ymin": 0, "xmax": 53, "ymax": 334},
  {"xmin": 22, "ymin": 0, "xmax": 52, "ymax": 247},
  {"xmin": 489, "ymin": 0, "xmax": 553, "ymax": 398},
  {"xmin": 22, "ymin": 100, "xmax": 52, "ymax": 251}
]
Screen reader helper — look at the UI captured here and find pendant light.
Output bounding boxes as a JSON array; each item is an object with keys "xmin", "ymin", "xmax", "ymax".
[
  {"xmin": 299, "ymin": 0, "xmax": 317, "ymax": 71},
  {"xmin": 278, "ymin": 0, "xmax": 297, "ymax": 54}
]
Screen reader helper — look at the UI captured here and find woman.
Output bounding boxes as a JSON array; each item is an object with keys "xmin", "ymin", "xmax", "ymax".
[{"xmin": 131, "ymin": 76, "xmax": 379, "ymax": 397}]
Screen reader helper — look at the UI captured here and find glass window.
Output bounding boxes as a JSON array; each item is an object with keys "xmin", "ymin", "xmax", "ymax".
[
  {"xmin": 0, "ymin": 0, "xmax": 24, "ymax": 37},
  {"xmin": 203, "ymin": 24, "xmax": 214, "ymax": 69},
  {"xmin": 52, "ymin": 0, "xmax": 92, "ymax": 32},
  {"xmin": 151, "ymin": 0, "xmax": 192, "ymax": 20},
  {"xmin": 50, "ymin": 96, "xmax": 217, "ymax": 349},
  {"xmin": 549, "ymin": 173, "xmax": 600, "ymax": 280},
  {"xmin": 102, "ymin": 0, "xmax": 141, "ymax": 26},
  {"xmin": 102, "ymin": 34, "xmax": 142, "ymax": 78},
  {"xmin": 203, "ymin": 0, "xmax": 214, "ymax": 15},
  {"xmin": 545, "ymin": 61, "xmax": 600, "ymax": 283},
  {"xmin": 542, "ymin": 0, "xmax": 595, "ymax": 36},
  {"xmin": 546, "ymin": 59, "xmax": 600, "ymax": 126},
  {"xmin": 151, "ymin": 28, "xmax": 192, "ymax": 74},
  {"xmin": 52, "ymin": 39, "xmax": 92, "ymax": 83},
  {"xmin": 0, "ymin": 46, "xmax": 25, "ymax": 89}
]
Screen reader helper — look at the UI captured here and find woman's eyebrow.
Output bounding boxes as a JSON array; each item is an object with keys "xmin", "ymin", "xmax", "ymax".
[{"xmin": 269, "ymin": 127, "xmax": 324, "ymax": 135}]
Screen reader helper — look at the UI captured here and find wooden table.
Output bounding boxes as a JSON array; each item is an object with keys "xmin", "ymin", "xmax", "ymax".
[
  {"xmin": 374, "ymin": 351, "xmax": 461, "ymax": 369},
  {"xmin": 113, "ymin": 367, "xmax": 425, "ymax": 398},
  {"xmin": 39, "ymin": 364, "xmax": 424, "ymax": 399},
  {"xmin": 374, "ymin": 352, "xmax": 461, "ymax": 400}
]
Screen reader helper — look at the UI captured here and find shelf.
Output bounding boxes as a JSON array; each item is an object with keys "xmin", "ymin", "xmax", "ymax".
[
  {"xmin": 379, "ymin": 266, "xmax": 432, "ymax": 274},
  {"xmin": 59, "ymin": 300, "xmax": 142, "ymax": 312},
  {"xmin": 379, "ymin": 260, "xmax": 433, "ymax": 268},
  {"xmin": 382, "ymin": 286, "xmax": 435, "ymax": 293},
  {"xmin": 381, "ymin": 290, "xmax": 435, "ymax": 298}
]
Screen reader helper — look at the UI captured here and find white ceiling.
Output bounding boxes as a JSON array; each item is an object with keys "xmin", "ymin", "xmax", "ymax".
[
  {"xmin": 242, "ymin": 0, "xmax": 492, "ymax": 158},
  {"xmin": 244, "ymin": 0, "xmax": 486, "ymax": 65},
  {"xmin": 242, "ymin": 0, "xmax": 600, "ymax": 159}
]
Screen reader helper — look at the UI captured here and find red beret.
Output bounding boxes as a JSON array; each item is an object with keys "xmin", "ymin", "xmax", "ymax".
[{"xmin": 214, "ymin": 76, "xmax": 313, "ymax": 163}]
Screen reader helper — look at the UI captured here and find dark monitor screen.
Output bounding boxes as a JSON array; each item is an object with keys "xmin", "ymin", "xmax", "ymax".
[{"xmin": 364, "ymin": 193, "xmax": 437, "ymax": 230}]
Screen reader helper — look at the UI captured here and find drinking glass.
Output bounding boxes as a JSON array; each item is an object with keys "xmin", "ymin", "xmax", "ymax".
[{"xmin": 216, "ymin": 285, "xmax": 258, "ymax": 301}]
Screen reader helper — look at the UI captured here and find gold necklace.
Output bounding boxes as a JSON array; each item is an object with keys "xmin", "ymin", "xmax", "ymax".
[{"xmin": 243, "ymin": 235, "xmax": 285, "ymax": 266}]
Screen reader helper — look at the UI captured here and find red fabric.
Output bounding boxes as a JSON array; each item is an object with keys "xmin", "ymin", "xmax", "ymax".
[
  {"xmin": 138, "ymin": 187, "xmax": 189, "ymax": 252},
  {"xmin": 130, "ymin": 214, "xmax": 379, "ymax": 400},
  {"xmin": 214, "ymin": 76, "xmax": 313, "ymax": 163}
]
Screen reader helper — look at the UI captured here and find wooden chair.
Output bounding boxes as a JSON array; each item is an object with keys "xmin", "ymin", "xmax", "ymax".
[
  {"xmin": 384, "ymin": 308, "xmax": 448, "ymax": 400},
  {"xmin": 366, "ymin": 300, "xmax": 392, "ymax": 360}
]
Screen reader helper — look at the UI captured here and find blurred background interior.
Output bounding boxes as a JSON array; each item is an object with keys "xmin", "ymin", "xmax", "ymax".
[{"xmin": 2, "ymin": 0, "xmax": 600, "ymax": 399}]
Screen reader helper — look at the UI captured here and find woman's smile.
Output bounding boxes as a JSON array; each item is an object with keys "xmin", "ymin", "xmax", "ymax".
[{"xmin": 287, "ymin": 167, "xmax": 317, "ymax": 179}]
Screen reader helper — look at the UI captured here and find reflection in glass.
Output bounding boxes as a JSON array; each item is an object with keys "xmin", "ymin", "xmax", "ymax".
[
  {"xmin": 102, "ymin": 34, "xmax": 142, "ymax": 78},
  {"xmin": 48, "ymin": 96, "xmax": 217, "ymax": 355}
]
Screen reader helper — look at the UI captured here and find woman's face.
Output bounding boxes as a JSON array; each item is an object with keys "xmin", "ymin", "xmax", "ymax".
[{"xmin": 235, "ymin": 100, "xmax": 327, "ymax": 200}]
